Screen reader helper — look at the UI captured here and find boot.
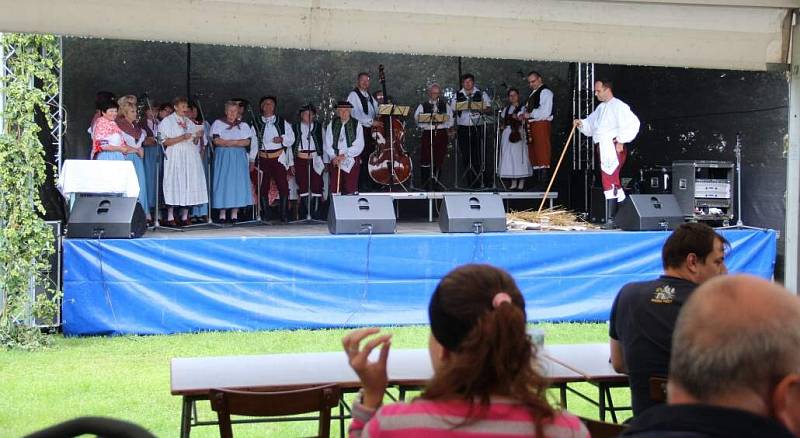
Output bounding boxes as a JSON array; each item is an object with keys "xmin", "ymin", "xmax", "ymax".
[
  {"xmin": 311, "ymin": 197, "xmax": 321, "ymax": 220},
  {"xmin": 298, "ymin": 196, "xmax": 308, "ymax": 219},
  {"xmin": 259, "ymin": 196, "xmax": 271, "ymax": 221},
  {"xmin": 603, "ymin": 198, "xmax": 618, "ymax": 229},
  {"xmin": 279, "ymin": 197, "xmax": 289, "ymax": 223}
]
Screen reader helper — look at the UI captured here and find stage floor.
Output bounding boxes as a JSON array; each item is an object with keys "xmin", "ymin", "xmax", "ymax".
[{"xmin": 144, "ymin": 220, "xmax": 604, "ymax": 239}]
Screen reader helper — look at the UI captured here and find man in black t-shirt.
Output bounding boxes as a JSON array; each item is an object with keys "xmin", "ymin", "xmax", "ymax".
[{"xmin": 609, "ymin": 223, "xmax": 728, "ymax": 416}]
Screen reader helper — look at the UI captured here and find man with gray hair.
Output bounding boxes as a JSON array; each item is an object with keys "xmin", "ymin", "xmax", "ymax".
[{"xmin": 623, "ymin": 275, "xmax": 800, "ymax": 437}]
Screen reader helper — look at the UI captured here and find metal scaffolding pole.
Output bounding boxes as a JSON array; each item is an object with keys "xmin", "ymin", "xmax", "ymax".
[{"xmin": 785, "ymin": 11, "xmax": 800, "ymax": 292}]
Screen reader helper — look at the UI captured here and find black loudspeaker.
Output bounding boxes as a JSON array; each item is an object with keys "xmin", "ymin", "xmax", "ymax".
[
  {"xmin": 327, "ymin": 195, "xmax": 396, "ymax": 234},
  {"xmin": 67, "ymin": 196, "xmax": 146, "ymax": 238},
  {"xmin": 615, "ymin": 194, "xmax": 685, "ymax": 231},
  {"xmin": 589, "ymin": 187, "xmax": 608, "ymax": 224},
  {"xmin": 439, "ymin": 194, "xmax": 506, "ymax": 233}
]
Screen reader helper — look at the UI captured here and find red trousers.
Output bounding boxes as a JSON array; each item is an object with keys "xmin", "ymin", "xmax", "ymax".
[
  {"xmin": 329, "ymin": 157, "xmax": 361, "ymax": 195},
  {"xmin": 420, "ymin": 129, "xmax": 448, "ymax": 169},
  {"xmin": 295, "ymin": 156, "xmax": 323, "ymax": 196},
  {"xmin": 258, "ymin": 154, "xmax": 289, "ymax": 199},
  {"xmin": 596, "ymin": 144, "xmax": 627, "ymax": 192}
]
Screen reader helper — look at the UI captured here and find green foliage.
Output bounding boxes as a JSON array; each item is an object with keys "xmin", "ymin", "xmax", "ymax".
[{"xmin": 0, "ymin": 33, "xmax": 61, "ymax": 349}]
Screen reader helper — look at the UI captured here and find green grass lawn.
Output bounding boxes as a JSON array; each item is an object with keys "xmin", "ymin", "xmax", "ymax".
[{"xmin": 0, "ymin": 323, "xmax": 631, "ymax": 436}]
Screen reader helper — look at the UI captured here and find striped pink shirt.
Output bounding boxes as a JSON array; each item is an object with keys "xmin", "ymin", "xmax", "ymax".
[{"xmin": 349, "ymin": 397, "xmax": 589, "ymax": 437}]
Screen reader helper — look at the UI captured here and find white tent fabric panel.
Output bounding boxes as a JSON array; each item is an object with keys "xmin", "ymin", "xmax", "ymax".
[
  {"xmin": 0, "ymin": 0, "xmax": 793, "ymax": 69},
  {"xmin": 0, "ymin": 0, "xmax": 793, "ymax": 70}
]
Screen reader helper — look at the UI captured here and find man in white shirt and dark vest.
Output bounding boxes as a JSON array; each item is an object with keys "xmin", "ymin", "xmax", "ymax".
[
  {"xmin": 451, "ymin": 73, "xmax": 492, "ymax": 188},
  {"xmin": 574, "ymin": 79, "xmax": 640, "ymax": 228},
  {"xmin": 414, "ymin": 83, "xmax": 454, "ymax": 190},
  {"xmin": 346, "ymin": 72, "xmax": 382, "ymax": 192},
  {"xmin": 250, "ymin": 96, "xmax": 295, "ymax": 223},
  {"xmin": 292, "ymin": 104, "xmax": 325, "ymax": 219},
  {"xmin": 523, "ymin": 71, "xmax": 554, "ymax": 188},
  {"xmin": 324, "ymin": 101, "xmax": 365, "ymax": 195}
]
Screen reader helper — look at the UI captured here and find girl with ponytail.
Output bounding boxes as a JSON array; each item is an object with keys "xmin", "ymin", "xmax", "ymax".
[{"xmin": 343, "ymin": 264, "xmax": 589, "ymax": 437}]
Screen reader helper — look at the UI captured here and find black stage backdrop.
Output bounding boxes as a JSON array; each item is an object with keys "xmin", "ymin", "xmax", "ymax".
[{"xmin": 56, "ymin": 38, "xmax": 787, "ymax": 271}]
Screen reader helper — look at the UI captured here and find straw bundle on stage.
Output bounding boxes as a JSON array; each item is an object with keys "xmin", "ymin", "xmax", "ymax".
[{"xmin": 507, "ymin": 208, "xmax": 598, "ymax": 231}]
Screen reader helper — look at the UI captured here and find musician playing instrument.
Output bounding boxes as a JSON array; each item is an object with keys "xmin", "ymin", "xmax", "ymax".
[
  {"xmin": 451, "ymin": 73, "xmax": 492, "ymax": 188},
  {"xmin": 211, "ymin": 101, "xmax": 254, "ymax": 224},
  {"xmin": 347, "ymin": 72, "xmax": 381, "ymax": 192},
  {"xmin": 249, "ymin": 96, "xmax": 295, "ymax": 223},
  {"xmin": 414, "ymin": 83, "xmax": 453, "ymax": 189},
  {"xmin": 498, "ymin": 88, "xmax": 532, "ymax": 190},
  {"xmin": 292, "ymin": 104, "xmax": 325, "ymax": 219},
  {"xmin": 574, "ymin": 79, "xmax": 641, "ymax": 226},
  {"xmin": 157, "ymin": 97, "xmax": 208, "ymax": 227},
  {"xmin": 324, "ymin": 101, "xmax": 365, "ymax": 195},
  {"xmin": 523, "ymin": 71, "xmax": 554, "ymax": 187}
]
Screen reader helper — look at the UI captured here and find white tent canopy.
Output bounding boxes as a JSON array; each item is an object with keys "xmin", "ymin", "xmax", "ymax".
[{"xmin": 0, "ymin": 0, "xmax": 796, "ymax": 70}]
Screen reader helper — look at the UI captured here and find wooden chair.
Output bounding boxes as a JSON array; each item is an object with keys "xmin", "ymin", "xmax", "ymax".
[
  {"xmin": 580, "ymin": 416, "xmax": 628, "ymax": 438},
  {"xmin": 209, "ymin": 384, "xmax": 341, "ymax": 438},
  {"xmin": 649, "ymin": 376, "xmax": 668, "ymax": 403}
]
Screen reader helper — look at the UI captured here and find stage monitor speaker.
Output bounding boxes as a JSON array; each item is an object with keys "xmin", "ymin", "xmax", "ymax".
[
  {"xmin": 67, "ymin": 196, "xmax": 146, "ymax": 238},
  {"xmin": 615, "ymin": 194, "xmax": 685, "ymax": 231},
  {"xmin": 439, "ymin": 194, "xmax": 506, "ymax": 233},
  {"xmin": 327, "ymin": 195, "xmax": 396, "ymax": 234}
]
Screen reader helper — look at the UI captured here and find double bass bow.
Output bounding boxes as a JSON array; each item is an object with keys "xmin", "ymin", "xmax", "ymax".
[{"xmin": 368, "ymin": 65, "xmax": 412, "ymax": 186}]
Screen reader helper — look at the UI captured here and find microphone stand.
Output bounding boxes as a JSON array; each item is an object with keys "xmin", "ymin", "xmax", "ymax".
[
  {"xmin": 719, "ymin": 132, "xmax": 761, "ymax": 230},
  {"xmin": 495, "ymin": 107, "xmax": 506, "ymax": 191},
  {"xmin": 247, "ymin": 106, "xmax": 270, "ymax": 225},
  {"xmin": 143, "ymin": 94, "xmax": 181, "ymax": 233}
]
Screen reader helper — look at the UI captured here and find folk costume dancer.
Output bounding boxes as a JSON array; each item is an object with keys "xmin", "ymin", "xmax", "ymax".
[
  {"xmin": 574, "ymin": 79, "xmax": 641, "ymax": 228},
  {"xmin": 250, "ymin": 96, "xmax": 295, "ymax": 223},
  {"xmin": 324, "ymin": 101, "xmax": 365, "ymax": 195},
  {"xmin": 211, "ymin": 101, "xmax": 254, "ymax": 224},
  {"xmin": 91, "ymin": 101, "xmax": 128, "ymax": 161},
  {"xmin": 138, "ymin": 105, "xmax": 161, "ymax": 222},
  {"xmin": 116, "ymin": 102, "xmax": 151, "ymax": 222},
  {"xmin": 497, "ymin": 88, "xmax": 531, "ymax": 190},
  {"xmin": 157, "ymin": 97, "xmax": 209, "ymax": 227},
  {"xmin": 413, "ymin": 83, "xmax": 453, "ymax": 190},
  {"xmin": 347, "ymin": 72, "xmax": 381, "ymax": 192},
  {"xmin": 523, "ymin": 71, "xmax": 554, "ymax": 188},
  {"xmin": 451, "ymin": 73, "xmax": 492, "ymax": 188},
  {"xmin": 292, "ymin": 104, "xmax": 325, "ymax": 219}
]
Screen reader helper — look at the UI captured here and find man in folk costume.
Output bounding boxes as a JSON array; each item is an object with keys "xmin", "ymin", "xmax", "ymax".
[
  {"xmin": 414, "ymin": 83, "xmax": 453, "ymax": 189},
  {"xmin": 574, "ymin": 79, "xmax": 641, "ymax": 228},
  {"xmin": 523, "ymin": 71, "xmax": 554, "ymax": 188},
  {"xmin": 451, "ymin": 73, "xmax": 492, "ymax": 188},
  {"xmin": 347, "ymin": 72, "xmax": 382, "ymax": 192},
  {"xmin": 324, "ymin": 101, "xmax": 365, "ymax": 195},
  {"xmin": 249, "ymin": 96, "xmax": 295, "ymax": 223},
  {"xmin": 292, "ymin": 104, "xmax": 325, "ymax": 219},
  {"xmin": 157, "ymin": 96, "xmax": 208, "ymax": 226}
]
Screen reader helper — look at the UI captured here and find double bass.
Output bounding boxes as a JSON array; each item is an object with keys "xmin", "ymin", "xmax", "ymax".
[{"xmin": 368, "ymin": 65, "xmax": 412, "ymax": 185}]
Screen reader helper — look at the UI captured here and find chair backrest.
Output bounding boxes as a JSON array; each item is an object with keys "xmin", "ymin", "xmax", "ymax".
[
  {"xmin": 649, "ymin": 376, "xmax": 668, "ymax": 403},
  {"xmin": 579, "ymin": 417, "xmax": 628, "ymax": 438},
  {"xmin": 209, "ymin": 384, "xmax": 341, "ymax": 438}
]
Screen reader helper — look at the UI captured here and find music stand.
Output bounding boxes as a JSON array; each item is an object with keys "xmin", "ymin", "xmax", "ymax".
[
  {"xmin": 416, "ymin": 112, "xmax": 449, "ymax": 191},
  {"xmin": 454, "ymin": 100, "xmax": 485, "ymax": 189}
]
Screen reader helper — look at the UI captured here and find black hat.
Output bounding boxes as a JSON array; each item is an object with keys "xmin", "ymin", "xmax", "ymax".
[
  {"xmin": 298, "ymin": 104, "xmax": 317, "ymax": 114},
  {"xmin": 335, "ymin": 101, "xmax": 353, "ymax": 109}
]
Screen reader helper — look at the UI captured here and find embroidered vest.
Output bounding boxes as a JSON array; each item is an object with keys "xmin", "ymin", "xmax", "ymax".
[
  {"xmin": 422, "ymin": 100, "xmax": 447, "ymax": 115},
  {"xmin": 352, "ymin": 88, "xmax": 374, "ymax": 114},
  {"xmin": 455, "ymin": 90, "xmax": 483, "ymax": 115},
  {"xmin": 331, "ymin": 117, "xmax": 358, "ymax": 155},
  {"xmin": 291, "ymin": 122, "xmax": 323, "ymax": 156},
  {"xmin": 525, "ymin": 85, "xmax": 552, "ymax": 115}
]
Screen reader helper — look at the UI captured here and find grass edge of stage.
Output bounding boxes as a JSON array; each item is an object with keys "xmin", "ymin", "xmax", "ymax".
[{"xmin": 0, "ymin": 322, "xmax": 631, "ymax": 437}]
